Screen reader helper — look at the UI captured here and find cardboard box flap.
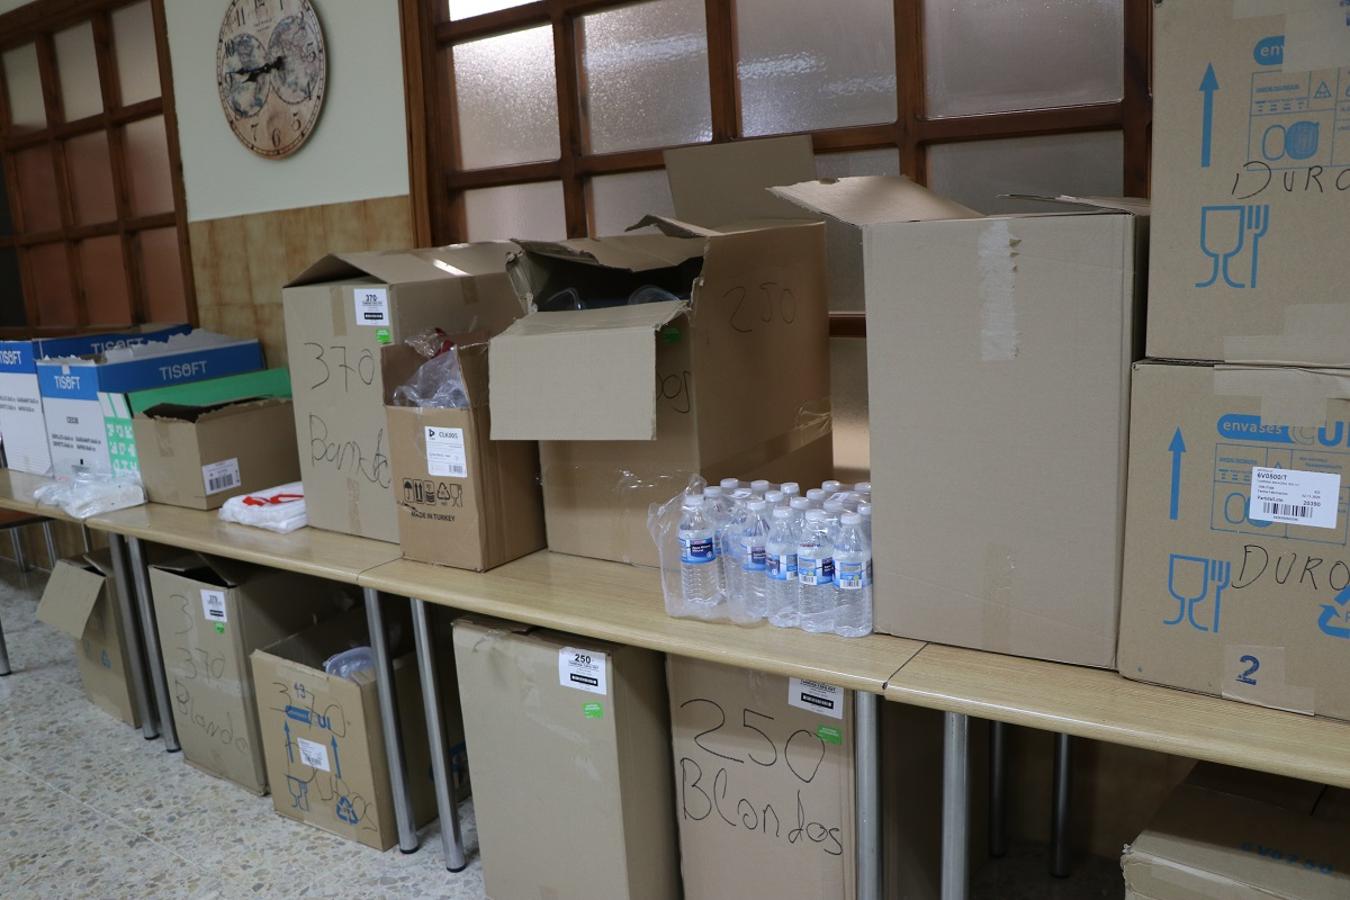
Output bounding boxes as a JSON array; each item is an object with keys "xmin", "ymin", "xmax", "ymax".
[
  {"xmin": 770, "ymin": 175, "xmax": 981, "ymax": 226},
  {"xmin": 514, "ymin": 234, "xmax": 705, "ymax": 273},
  {"xmin": 663, "ymin": 135, "xmax": 817, "ymax": 229},
  {"xmin": 414, "ymin": 241, "xmax": 517, "ymax": 277},
  {"xmin": 1002, "ymin": 194, "xmax": 1151, "ymax": 217},
  {"xmin": 286, "ymin": 250, "xmax": 455, "ymax": 288},
  {"xmin": 489, "ymin": 300, "xmax": 686, "ymax": 441},
  {"xmin": 626, "ymin": 214, "xmax": 721, "ymax": 239},
  {"xmin": 152, "ymin": 551, "xmax": 254, "ymax": 589},
  {"xmin": 36, "ymin": 558, "xmax": 106, "ymax": 638},
  {"xmin": 140, "ymin": 396, "xmax": 284, "ymax": 424}
]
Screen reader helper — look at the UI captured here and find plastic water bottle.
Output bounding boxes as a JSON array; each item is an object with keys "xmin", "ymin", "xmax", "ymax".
[
  {"xmin": 780, "ymin": 482, "xmax": 801, "ymax": 503},
  {"xmin": 858, "ymin": 501, "xmax": 872, "ymax": 544},
  {"xmin": 833, "ymin": 512, "xmax": 872, "ymax": 637},
  {"xmin": 822, "ymin": 499, "xmax": 845, "ymax": 532},
  {"xmin": 854, "ymin": 481, "xmax": 872, "ymax": 498},
  {"xmin": 766, "ymin": 506, "xmax": 799, "ymax": 628},
  {"xmin": 764, "ymin": 489, "xmax": 784, "ymax": 508},
  {"xmin": 720, "ymin": 477, "xmax": 742, "ymax": 492},
  {"xmin": 678, "ymin": 496, "xmax": 720, "ymax": 611},
  {"xmin": 719, "ymin": 489, "xmax": 752, "ymax": 606},
  {"xmin": 839, "ymin": 492, "xmax": 862, "ymax": 512},
  {"xmin": 821, "ymin": 479, "xmax": 842, "ymax": 495},
  {"xmin": 796, "ymin": 509, "xmax": 836, "ymax": 633},
  {"xmin": 806, "ymin": 488, "xmax": 828, "ymax": 508},
  {"xmin": 750, "ymin": 479, "xmax": 771, "ymax": 498},
  {"xmin": 702, "ymin": 486, "xmax": 731, "ymax": 593},
  {"xmin": 731, "ymin": 500, "xmax": 771, "ymax": 623}
]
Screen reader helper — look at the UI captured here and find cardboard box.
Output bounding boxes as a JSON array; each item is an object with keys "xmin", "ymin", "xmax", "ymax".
[
  {"xmin": 453, "ymin": 617, "xmax": 678, "ymax": 900},
  {"xmin": 36, "ymin": 332, "xmax": 265, "ymax": 478},
  {"xmin": 134, "ymin": 370, "xmax": 298, "ymax": 510},
  {"xmin": 775, "ymin": 178, "xmax": 1146, "ymax": 666},
  {"xmin": 0, "ymin": 325, "xmax": 188, "ymax": 475},
  {"xmin": 489, "ymin": 137, "xmax": 833, "ymax": 566},
  {"xmin": 1119, "ymin": 361, "xmax": 1350, "ymax": 719},
  {"xmin": 1148, "ymin": 1, "xmax": 1350, "ymax": 364},
  {"xmin": 384, "ymin": 342, "xmax": 544, "ymax": 571},
  {"xmin": 251, "ymin": 607, "xmax": 442, "ymax": 849},
  {"xmin": 1122, "ymin": 763, "xmax": 1350, "ymax": 899},
  {"xmin": 36, "ymin": 549, "xmax": 143, "ymax": 727},
  {"xmin": 667, "ymin": 656, "xmax": 856, "ymax": 900},
  {"xmin": 149, "ymin": 553, "xmax": 348, "ymax": 793},
  {"xmin": 283, "ymin": 243, "xmax": 521, "ymax": 543}
]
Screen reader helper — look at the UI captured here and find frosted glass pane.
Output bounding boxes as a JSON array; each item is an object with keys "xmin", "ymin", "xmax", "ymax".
[
  {"xmin": 737, "ymin": 0, "xmax": 896, "ymax": 136},
  {"xmin": 464, "ymin": 181, "xmax": 566, "ymax": 242},
  {"xmin": 831, "ymin": 337, "xmax": 869, "ymax": 479},
  {"xmin": 816, "ymin": 148, "xmax": 901, "ymax": 179},
  {"xmin": 590, "ymin": 169, "xmax": 674, "ymax": 236},
  {"xmin": 55, "ymin": 22, "xmax": 103, "ymax": 121},
  {"xmin": 66, "ymin": 131, "xmax": 117, "ymax": 225},
  {"xmin": 927, "ymin": 131, "xmax": 1123, "ymax": 216},
  {"xmin": 79, "ymin": 236, "xmax": 131, "ymax": 325},
  {"xmin": 28, "ymin": 243, "xmax": 75, "ymax": 326},
  {"xmin": 449, "ymin": 0, "xmax": 532, "ymax": 20},
  {"xmin": 452, "ymin": 27, "xmax": 559, "ymax": 170},
  {"xmin": 925, "ymin": 0, "xmax": 1123, "ymax": 118},
  {"xmin": 4, "ymin": 44, "xmax": 45, "ymax": 132},
  {"xmin": 112, "ymin": 1, "xmax": 161, "ymax": 105},
  {"xmin": 0, "ymin": 248, "xmax": 23, "ymax": 326},
  {"xmin": 580, "ymin": 0, "xmax": 710, "ymax": 154},
  {"xmin": 139, "ymin": 228, "xmax": 186, "ymax": 322},
  {"xmin": 16, "ymin": 146, "xmax": 61, "ymax": 233},
  {"xmin": 124, "ymin": 115, "xmax": 174, "ymax": 216}
]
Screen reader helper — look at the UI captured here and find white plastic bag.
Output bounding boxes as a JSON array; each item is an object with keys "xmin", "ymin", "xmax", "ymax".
[
  {"xmin": 32, "ymin": 469, "xmax": 145, "ymax": 519},
  {"xmin": 218, "ymin": 481, "xmax": 307, "ymax": 533}
]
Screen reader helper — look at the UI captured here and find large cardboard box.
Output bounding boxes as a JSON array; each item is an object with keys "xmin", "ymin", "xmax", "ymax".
[
  {"xmin": 0, "ymin": 325, "xmax": 189, "ymax": 475},
  {"xmin": 36, "ymin": 333, "xmax": 265, "ymax": 478},
  {"xmin": 149, "ymin": 553, "xmax": 347, "ymax": 793},
  {"xmin": 251, "ymin": 607, "xmax": 442, "ymax": 849},
  {"xmin": 453, "ymin": 617, "xmax": 679, "ymax": 900},
  {"xmin": 1149, "ymin": 0, "xmax": 1350, "ymax": 364},
  {"xmin": 1122, "ymin": 763, "xmax": 1350, "ymax": 899},
  {"xmin": 776, "ymin": 178, "xmax": 1146, "ymax": 667},
  {"xmin": 384, "ymin": 342, "xmax": 544, "ymax": 571},
  {"xmin": 36, "ymin": 549, "xmax": 142, "ymax": 727},
  {"xmin": 1120, "ymin": 361, "xmax": 1350, "ymax": 719},
  {"xmin": 667, "ymin": 656, "xmax": 856, "ymax": 900},
  {"xmin": 489, "ymin": 137, "xmax": 833, "ymax": 566},
  {"xmin": 282, "ymin": 242, "xmax": 520, "ymax": 543}
]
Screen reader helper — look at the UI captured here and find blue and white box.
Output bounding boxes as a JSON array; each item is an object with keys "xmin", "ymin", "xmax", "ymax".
[
  {"xmin": 37, "ymin": 333, "xmax": 264, "ymax": 478},
  {"xmin": 0, "ymin": 325, "xmax": 189, "ymax": 475}
]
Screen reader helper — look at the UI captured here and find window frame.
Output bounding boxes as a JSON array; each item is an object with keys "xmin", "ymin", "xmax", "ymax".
[
  {"xmin": 0, "ymin": 0, "xmax": 195, "ymax": 336},
  {"xmin": 406, "ymin": 0, "xmax": 1154, "ymax": 333}
]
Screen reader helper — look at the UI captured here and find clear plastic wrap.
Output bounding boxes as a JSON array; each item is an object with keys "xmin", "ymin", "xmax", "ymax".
[
  {"xmin": 323, "ymin": 646, "xmax": 374, "ymax": 680},
  {"xmin": 390, "ymin": 329, "xmax": 473, "ymax": 409},
  {"xmin": 218, "ymin": 481, "xmax": 307, "ymax": 533},
  {"xmin": 32, "ymin": 469, "xmax": 145, "ymax": 519},
  {"xmin": 648, "ymin": 474, "xmax": 731, "ymax": 621}
]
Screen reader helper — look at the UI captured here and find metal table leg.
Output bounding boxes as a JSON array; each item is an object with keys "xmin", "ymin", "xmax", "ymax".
[
  {"xmin": 81, "ymin": 525, "xmax": 93, "ymax": 553},
  {"xmin": 364, "ymin": 587, "xmax": 419, "ymax": 854},
  {"xmin": 854, "ymin": 690, "xmax": 881, "ymax": 900},
  {"xmin": 989, "ymin": 721, "xmax": 1007, "ymax": 858},
  {"xmin": 9, "ymin": 527, "xmax": 29, "ymax": 572},
  {"xmin": 107, "ymin": 533, "xmax": 158, "ymax": 740},
  {"xmin": 126, "ymin": 537, "xmax": 179, "ymax": 753},
  {"xmin": 941, "ymin": 712, "xmax": 970, "ymax": 900},
  {"xmin": 0, "ymin": 609, "xmax": 11, "ymax": 676},
  {"xmin": 412, "ymin": 599, "xmax": 466, "ymax": 872},
  {"xmin": 41, "ymin": 520, "xmax": 58, "ymax": 570},
  {"xmin": 1050, "ymin": 733, "xmax": 1073, "ymax": 878}
]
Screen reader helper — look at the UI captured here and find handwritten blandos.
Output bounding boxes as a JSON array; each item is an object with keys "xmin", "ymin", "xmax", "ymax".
[{"xmin": 668, "ymin": 657, "xmax": 856, "ymax": 900}]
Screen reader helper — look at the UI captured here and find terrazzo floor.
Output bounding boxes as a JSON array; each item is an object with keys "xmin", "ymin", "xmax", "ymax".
[{"xmin": 1, "ymin": 558, "xmax": 1125, "ymax": 899}]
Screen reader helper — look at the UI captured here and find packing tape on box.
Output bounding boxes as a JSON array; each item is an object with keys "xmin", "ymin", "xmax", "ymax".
[
  {"xmin": 330, "ymin": 286, "xmax": 347, "ymax": 338},
  {"xmin": 977, "ymin": 219, "xmax": 1020, "ymax": 362},
  {"xmin": 1220, "ymin": 643, "xmax": 1315, "ymax": 715},
  {"xmin": 1214, "ymin": 365, "xmax": 1350, "ymax": 425},
  {"xmin": 1222, "ymin": 304, "xmax": 1350, "ymax": 366},
  {"xmin": 981, "ymin": 543, "xmax": 1016, "ymax": 651},
  {"xmin": 702, "ymin": 399, "xmax": 833, "ymax": 477}
]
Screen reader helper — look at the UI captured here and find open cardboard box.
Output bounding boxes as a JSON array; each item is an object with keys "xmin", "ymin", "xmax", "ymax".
[{"xmin": 489, "ymin": 136, "xmax": 834, "ymax": 566}]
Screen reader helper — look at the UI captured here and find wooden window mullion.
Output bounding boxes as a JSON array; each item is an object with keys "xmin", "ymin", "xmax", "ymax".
[
  {"xmin": 0, "ymin": 60, "xmax": 37, "ymax": 328},
  {"xmin": 34, "ymin": 32, "xmax": 88, "ymax": 328},
  {"xmin": 1122, "ymin": 0, "xmax": 1152, "ymax": 197},
  {"xmin": 895, "ymin": 0, "xmax": 925, "ymax": 182},
  {"xmin": 704, "ymin": 0, "xmax": 737, "ymax": 143},
  {"xmin": 550, "ymin": 4, "xmax": 586, "ymax": 238},
  {"xmin": 149, "ymin": 0, "xmax": 197, "ymax": 325},
  {"xmin": 92, "ymin": 9, "xmax": 141, "ymax": 325}
]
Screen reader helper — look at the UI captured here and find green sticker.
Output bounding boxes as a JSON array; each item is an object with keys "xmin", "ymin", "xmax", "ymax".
[
  {"xmin": 583, "ymin": 702, "xmax": 603, "ymax": 719},
  {"xmin": 659, "ymin": 325, "xmax": 682, "ymax": 345},
  {"xmin": 214, "ymin": 622, "xmax": 225, "ymax": 634},
  {"xmin": 375, "ymin": 327, "xmax": 392, "ymax": 345},
  {"xmin": 816, "ymin": 725, "xmax": 842, "ymax": 745}
]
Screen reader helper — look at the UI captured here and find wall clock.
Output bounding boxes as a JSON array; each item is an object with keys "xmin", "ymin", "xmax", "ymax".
[{"xmin": 216, "ymin": 0, "xmax": 327, "ymax": 159}]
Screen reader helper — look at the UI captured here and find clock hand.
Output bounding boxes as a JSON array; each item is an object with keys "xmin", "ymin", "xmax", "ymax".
[{"xmin": 234, "ymin": 56, "xmax": 287, "ymax": 84}]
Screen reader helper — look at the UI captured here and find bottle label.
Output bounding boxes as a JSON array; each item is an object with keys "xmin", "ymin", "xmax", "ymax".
[
  {"xmin": 836, "ymin": 559, "xmax": 870, "ymax": 591},
  {"xmin": 767, "ymin": 553, "xmax": 797, "ymax": 581},
  {"xmin": 742, "ymin": 543, "xmax": 767, "ymax": 572},
  {"xmin": 798, "ymin": 556, "xmax": 834, "ymax": 587},
  {"xmin": 680, "ymin": 536, "xmax": 716, "ymax": 564}
]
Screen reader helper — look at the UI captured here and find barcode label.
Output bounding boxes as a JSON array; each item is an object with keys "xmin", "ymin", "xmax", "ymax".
[
  {"xmin": 201, "ymin": 589, "xmax": 227, "ymax": 623},
  {"xmin": 201, "ymin": 458, "xmax": 241, "ymax": 496},
  {"xmin": 297, "ymin": 736, "xmax": 330, "ymax": 772},
  {"xmin": 425, "ymin": 426, "xmax": 468, "ymax": 479},
  {"xmin": 353, "ymin": 288, "xmax": 389, "ymax": 326},
  {"xmin": 1250, "ymin": 466, "xmax": 1340, "ymax": 530}
]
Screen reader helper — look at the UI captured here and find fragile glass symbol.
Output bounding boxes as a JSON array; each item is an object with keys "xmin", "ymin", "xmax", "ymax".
[
  {"xmin": 1196, "ymin": 204, "xmax": 1269, "ymax": 289},
  {"xmin": 1165, "ymin": 554, "xmax": 1231, "ymax": 632}
]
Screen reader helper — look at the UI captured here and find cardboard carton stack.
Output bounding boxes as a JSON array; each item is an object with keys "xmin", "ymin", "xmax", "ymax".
[{"xmin": 1118, "ymin": 1, "xmax": 1350, "ymax": 719}]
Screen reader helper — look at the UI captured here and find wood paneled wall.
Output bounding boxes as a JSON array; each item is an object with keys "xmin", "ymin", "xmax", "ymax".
[{"xmin": 187, "ymin": 195, "xmax": 415, "ymax": 367}]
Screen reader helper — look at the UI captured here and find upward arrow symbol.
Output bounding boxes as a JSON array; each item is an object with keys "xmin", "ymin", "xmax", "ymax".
[
  {"xmin": 1168, "ymin": 428, "xmax": 1187, "ymax": 521},
  {"xmin": 1199, "ymin": 64, "xmax": 1219, "ymax": 169}
]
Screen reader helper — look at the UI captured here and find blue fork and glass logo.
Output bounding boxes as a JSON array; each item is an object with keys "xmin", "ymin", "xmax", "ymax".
[
  {"xmin": 1165, "ymin": 554, "xmax": 1232, "ymax": 633},
  {"xmin": 1196, "ymin": 204, "xmax": 1270, "ymax": 290}
]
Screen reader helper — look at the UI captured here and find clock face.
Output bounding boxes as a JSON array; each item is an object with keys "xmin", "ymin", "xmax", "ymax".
[{"xmin": 216, "ymin": 0, "xmax": 326, "ymax": 159}]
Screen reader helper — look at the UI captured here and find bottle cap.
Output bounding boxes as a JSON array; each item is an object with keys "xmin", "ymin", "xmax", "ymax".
[
  {"xmin": 780, "ymin": 482, "xmax": 800, "ymax": 495},
  {"xmin": 806, "ymin": 488, "xmax": 827, "ymax": 502},
  {"xmin": 751, "ymin": 479, "xmax": 770, "ymax": 492},
  {"xmin": 821, "ymin": 480, "xmax": 842, "ymax": 493},
  {"xmin": 720, "ymin": 478, "xmax": 741, "ymax": 490},
  {"xmin": 805, "ymin": 509, "xmax": 826, "ymax": 521},
  {"xmin": 703, "ymin": 485, "xmax": 722, "ymax": 498},
  {"xmin": 732, "ymin": 488, "xmax": 752, "ymax": 500},
  {"xmin": 683, "ymin": 495, "xmax": 704, "ymax": 509},
  {"xmin": 772, "ymin": 506, "xmax": 792, "ymax": 518},
  {"xmin": 823, "ymin": 500, "xmax": 844, "ymax": 513},
  {"xmin": 859, "ymin": 502, "xmax": 872, "ymax": 515},
  {"xmin": 765, "ymin": 490, "xmax": 784, "ymax": 504},
  {"xmin": 854, "ymin": 482, "xmax": 872, "ymax": 493},
  {"xmin": 790, "ymin": 497, "xmax": 811, "ymax": 511},
  {"xmin": 841, "ymin": 512, "xmax": 862, "ymax": 526},
  {"xmin": 747, "ymin": 499, "xmax": 768, "ymax": 511}
]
